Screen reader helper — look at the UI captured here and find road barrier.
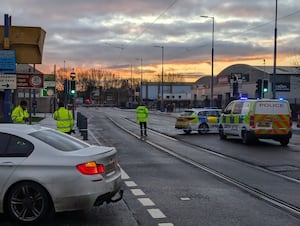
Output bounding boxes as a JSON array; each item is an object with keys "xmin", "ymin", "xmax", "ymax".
[{"xmin": 77, "ymin": 112, "xmax": 88, "ymax": 140}]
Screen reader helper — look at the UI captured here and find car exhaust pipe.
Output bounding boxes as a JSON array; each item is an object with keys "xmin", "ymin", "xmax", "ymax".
[{"xmin": 94, "ymin": 189, "xmax": 123, "ymax": 206}]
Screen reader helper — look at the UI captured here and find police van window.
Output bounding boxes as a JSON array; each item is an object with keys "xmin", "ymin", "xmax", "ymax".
[
  {"xmin": 224, "ymin": 102, "xmax": 234, "ymax": 114},
  {"xmin": 241, "ymin": 102, "xmax": 250, "ymax": 114},
  {"xmin": 232, "ymin": 102, "xmax": 243, "ymax": 114}
]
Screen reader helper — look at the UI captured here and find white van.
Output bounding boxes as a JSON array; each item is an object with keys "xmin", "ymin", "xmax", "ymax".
[{"xmin": 218, "ymin": 99, "xmax": 292, "ymax": 145}]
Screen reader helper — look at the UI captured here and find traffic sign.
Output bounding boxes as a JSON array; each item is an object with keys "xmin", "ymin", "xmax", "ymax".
[
  {"xmin": 0, "ymin": 50, "xmax": 16, "ymax": 74},
  {"xmin": 41, "ymin": 74, "xmax": 56, "ymax": 97},
  {"xmin": 0, "ymin": 74, "xmax": 16, "ymax": 89}
]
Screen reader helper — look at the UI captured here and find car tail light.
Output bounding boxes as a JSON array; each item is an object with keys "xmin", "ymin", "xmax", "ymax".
[
  {"xmin": 76, "ymin": 161, "xmax": 105, "ymax": 175},
  {"xmin": 250, "ymin": 115, "xmax": 255, "ymax": 128},
  {"xmin": 289, "ymin": 115, "xmax": 292, "ymax": 127}
]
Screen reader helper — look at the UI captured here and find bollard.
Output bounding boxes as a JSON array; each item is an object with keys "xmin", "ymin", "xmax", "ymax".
[
  {"xmin": 81, "ymin": 116, "xmax": 88, "ymax": 140},
  {"xmin": 77, "ymin": 112, "xmax": 82, "ymax": 128},
  {"xmin": 76, "ymin": 112, "xmax": 88, "ymax": 140}
]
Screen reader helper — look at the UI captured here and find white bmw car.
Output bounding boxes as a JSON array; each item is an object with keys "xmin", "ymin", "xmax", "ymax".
[{"xmin": 0, "ymin": 124, "xmax": 123, "ymax": 224}]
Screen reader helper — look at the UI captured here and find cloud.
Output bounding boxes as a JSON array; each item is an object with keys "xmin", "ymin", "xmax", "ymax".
[{"xmin": 1, "ymin": 0, "xmax": 300, "ymax": 77}]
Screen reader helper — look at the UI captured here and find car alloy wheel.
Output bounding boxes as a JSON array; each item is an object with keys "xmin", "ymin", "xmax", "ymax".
[
  {"xmin": 7, "ymin": 182, "xmax": 50, "ymax": 223},
  {"xmin": 198, "ymin": 123, "xmax": 209, "ymax": 134}
]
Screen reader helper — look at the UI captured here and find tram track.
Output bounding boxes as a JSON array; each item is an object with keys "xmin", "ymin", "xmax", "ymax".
[{"xmin": 103, "ymin": 113, "xmax": 300, "ymax": 220}]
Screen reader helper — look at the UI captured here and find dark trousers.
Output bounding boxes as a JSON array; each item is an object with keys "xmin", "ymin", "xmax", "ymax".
[{"xmin": 139, "ymin": 122, "xmax": 147, "ymax": 136}]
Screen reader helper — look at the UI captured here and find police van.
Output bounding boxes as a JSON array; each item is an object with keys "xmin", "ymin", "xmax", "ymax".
[{"xmin": 218, "ymin": 99, "xmax": 292, "ymax": 145}]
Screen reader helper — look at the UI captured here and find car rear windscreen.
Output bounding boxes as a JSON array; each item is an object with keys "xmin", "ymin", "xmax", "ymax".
[
  {"xmin": 180, "ymin": 111, "xmax": 194, "ymax": 116},
  {"xmin": 30, "ymin": 129, "xmax": 90, "ymax": 151}
]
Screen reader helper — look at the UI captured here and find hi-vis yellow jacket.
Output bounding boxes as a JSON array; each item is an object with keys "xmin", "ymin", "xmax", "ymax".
[
  {"xmin": 11, "ymin": 105, "xmax": 29, "ymax": 124},
  {"xmin": 136, "ymin": 105, "xmax": 149, "ymax": 123},
  {"xmin": 53, "ymin": 107, "xmax": 74, "ymax": 133}
]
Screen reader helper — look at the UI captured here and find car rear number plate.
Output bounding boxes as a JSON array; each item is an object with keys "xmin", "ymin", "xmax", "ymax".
[{"xmin": 105, "ymin": 162, "xmax": 115, "ymax": 174}]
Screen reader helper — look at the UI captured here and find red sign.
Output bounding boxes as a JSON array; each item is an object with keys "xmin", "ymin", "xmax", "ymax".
[{"xmin": 17, "ymin": 73, "xmax": 44, "ymax": 88}]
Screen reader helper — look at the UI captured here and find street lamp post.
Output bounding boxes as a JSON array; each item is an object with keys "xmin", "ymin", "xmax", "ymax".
[
  {"xmin": 136, "ymin": 57, "xmax": 143, "ymax": 103},
  {"xmin": 272, "ymin": 0, "xmax": 278, "ymax": 99},
  {"xmin": 153, "ymin": 46, "xmax": 164, "ymax": 111},
  {"xmin": 201, "ymin": 15, "xmax": 214, "ymax": 107}
]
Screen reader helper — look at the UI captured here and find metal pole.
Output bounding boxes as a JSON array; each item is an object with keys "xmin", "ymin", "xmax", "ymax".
[
  {"xmin": 161, "ymin": 46, "xmax": 164, "ymax": 112},
  {"xmin": 3, "ymin": 14, "xmax": 12, "ymax": 123},
  {"xmin": 211, "ymin": 17, "xmax": 214, "ymax": 107},
  {"xmin": 272, "ymin": 0, "xmax": 278, "ymax": 99},
  {"xmin": 140, "ymin": 57, "xmax": 143, "ymax": 103},
  {"xmin": 153, "ymin": 45, "xmax": 164, "ymax": 111},
  {"xmin": 200, "ymin": 15, "xmax": 214, "ymax": 107}
]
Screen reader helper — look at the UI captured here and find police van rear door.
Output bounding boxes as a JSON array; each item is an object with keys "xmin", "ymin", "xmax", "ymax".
[{"xmin": 254, "ymin": 100, "xmax": 291, "ymax": 134}]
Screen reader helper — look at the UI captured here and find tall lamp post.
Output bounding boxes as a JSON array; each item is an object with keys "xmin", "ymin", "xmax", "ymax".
[
  {"xmin": 136, "ymin": 57, "xmax": 143, "ymax": 103},
  {"xmin": 272, "ymin": 0, "xmax": 278, "ymax": 99},
  {"xmin": 153, "ymin": 46, "xmax": 164, "ymax": 111},
  {"xmin": 201, "ymin": 15, "xmax": 214, "ymax": 107}
]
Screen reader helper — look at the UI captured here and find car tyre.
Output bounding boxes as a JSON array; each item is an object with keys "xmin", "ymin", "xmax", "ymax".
[
  {"xmin": 198, "ymin": 123, "xmax": 209, "ymax": 134},
  {"xmin": 6, "ymin": 182, "xmax": 51, "ymax": 224},
  {"xmin": 242, "ymin": 130, "xmax": 251, "ymax": 144},
  {"xmin": 219, "ymin": 126, "xmax": 227, "ymax": 140},
  {"xmin": 279, "ymin": 137, "xmax": 289, "ymax": 146},
  {"xmin": 183, "ymin": 129, "xmax": 191, "ymax": 134}
]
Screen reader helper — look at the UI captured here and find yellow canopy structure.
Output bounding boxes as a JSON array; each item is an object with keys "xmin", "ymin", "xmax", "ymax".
[{"xmin": 0, "ymin": 26, "xmax": 46, "ymax": 64}]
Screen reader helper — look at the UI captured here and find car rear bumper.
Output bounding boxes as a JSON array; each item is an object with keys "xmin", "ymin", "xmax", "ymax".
[
  {"xmin": 250, "ymin": 130, "xmax": 292, "ymax": 139},
  {"xmin": 53, "ymin": 174, "xmax": 122, "ymax": 212}
]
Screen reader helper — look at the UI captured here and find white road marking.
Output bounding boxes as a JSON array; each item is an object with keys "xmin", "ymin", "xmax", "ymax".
[
  {"xmin": 131, "ymin": 189, "xmax": 145, "ymax": 196},
  {"xmin": 180, "ymin": 197, "xmax": 191, "ymax": 201},
  {"xmin": 158, "ymin": 223, "xmax": 174, "ymax": 226},
  {"xmin": 87, "ymin": 129, "xmax": 102, "ymax": 145},
  {"xmin": 125, "ymin": 181, "xmax": 137, "ymax": 187},
  {"xmin": 121, "ymin": 168, "xmax": 130, "ymax": 179},
  {"xmin": 138, "ymin": 198, "xmax": 155, "ymax": 206},
  {"xmin": 147, "ymin": 208, "xmax": 166, "ymax": 219}
]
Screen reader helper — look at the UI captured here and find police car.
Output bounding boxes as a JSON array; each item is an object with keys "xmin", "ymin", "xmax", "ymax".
[
  {"xmin": 218, "ymin": 98, "xmax": 292, "ymax": 145},
  {"xmin": 175, "ymin": 108, "xmax": 221, "ymax": 134}
]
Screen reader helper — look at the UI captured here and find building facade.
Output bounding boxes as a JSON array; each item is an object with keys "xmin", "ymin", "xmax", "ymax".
[{"xmin": 193, "ymin": 64, "xmax": 300, "ymax": 119}]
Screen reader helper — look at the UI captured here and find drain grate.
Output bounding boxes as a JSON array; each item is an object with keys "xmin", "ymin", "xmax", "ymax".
[{"xmin": 266, "ymin": 165, "xmax": 300, "ymax": 172}]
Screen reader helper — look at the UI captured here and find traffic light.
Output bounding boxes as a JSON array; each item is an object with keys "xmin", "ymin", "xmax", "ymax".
[
  {"xmin": 255, "ymin": 79, "xmax": 262, "ymax": 98},
  {"xmin": 70, "ymin": 80, "xmax": 76, "ymax": 95},
  {"xmin": 263, "ymin": 80, "xmax": 268, "ymax": 93}
]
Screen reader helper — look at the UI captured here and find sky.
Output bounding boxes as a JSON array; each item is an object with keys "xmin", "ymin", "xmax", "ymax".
[{"xmin": 1, "ymin": 0, "xmax": 300, "ymax": 81}]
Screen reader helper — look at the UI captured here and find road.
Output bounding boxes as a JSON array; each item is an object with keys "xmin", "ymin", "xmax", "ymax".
[{"xmin": 1, "ymin": 107, "xmax": 300, "ymax": 226}]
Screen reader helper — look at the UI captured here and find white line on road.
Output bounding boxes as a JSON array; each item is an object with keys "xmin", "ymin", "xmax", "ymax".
[
  {"xmin": 121, "ymin": 168, "xmax": 130, "ymax": 179},
  {"xmin": 131, "ymin": 189, "xmax": 145, "ymax": 196},
  {"xmin": 180, "ymin": 197, "xmax": 191, "ymax": 201},
  {"xmin": 138, "ymin": 198, "xmax": 155, "ymax": 206},
  {"xmin": 158, "ymin": 223, "xmax": 174, "ymax": 226},
  {"xmin": 125, "ymin": 181, "xmax": 137, "ymax": 187},
  {"xmin": 87, "ymin": 129, "xmax": 102, "ymax": 145},
  {"xmin": 147, "ymin": 208, "xmax": 166, "ymax": 219}
]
